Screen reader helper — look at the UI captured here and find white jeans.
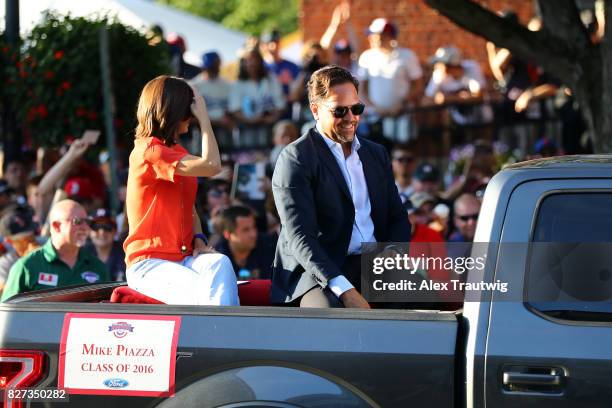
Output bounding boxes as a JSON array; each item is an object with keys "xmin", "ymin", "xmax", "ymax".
[{"xmin": 126, "ymin": 253, "xmax": 240, "ymax": 306}]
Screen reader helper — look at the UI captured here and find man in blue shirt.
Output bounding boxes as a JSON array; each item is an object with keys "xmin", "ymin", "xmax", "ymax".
[
  {"xmin": 214, "ymin": 205, "xmax": 275, "ymax": 280},
  {"xmin": 260, "ymin": 29, "xmax": 300, "ymax": 117}
]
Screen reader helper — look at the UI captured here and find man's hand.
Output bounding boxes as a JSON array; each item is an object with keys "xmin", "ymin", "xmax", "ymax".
[
  {"xmin": 67, "ymin": 138, "xmax": 91, "ymax": 157},
  {"xmin": 514, "ymin": 89, "xmax": 533, "ymax": 113},
  {"xmin": 340, "ymin": 288, "xmax": 371, "ymax": 309},
  {"xmin": 67, "ymin": 129, "xmax": 100, "ymax": 157},
  {"xmin": 192, "ymin": 239, "xmax": 217, "ymax": 257}
]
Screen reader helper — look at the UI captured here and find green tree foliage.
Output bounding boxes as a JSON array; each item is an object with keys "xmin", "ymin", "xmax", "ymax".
[
  {"xmin": 158, "ymin": 0, "xmax": 298, "ymax": 35},
  {"xmin": 158, "ymin": 0, "xmax": 238, "ymax": 24},
  {"xmin": 2, "ymin": 12, "xmax": 170, "ymax": 147}
]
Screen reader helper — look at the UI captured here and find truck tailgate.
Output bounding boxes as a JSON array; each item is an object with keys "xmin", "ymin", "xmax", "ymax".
[{"xmin": 1, "ymin": 304, "xmax": 458, "ymax": 407}]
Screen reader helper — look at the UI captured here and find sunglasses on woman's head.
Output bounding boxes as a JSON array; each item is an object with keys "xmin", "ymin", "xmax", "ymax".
[{"xmin": 322, "ymin": 102, "xmax": 365, "ymax": 118}]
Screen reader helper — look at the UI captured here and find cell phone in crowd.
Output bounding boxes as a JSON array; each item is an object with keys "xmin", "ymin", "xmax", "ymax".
[
  {"xmin": 82, "ymin": 129, "xmax": 101, "ymax": 145},
  {"xmin": 231, "ymin": 162, "xmax": 266, "ymax": 201}
]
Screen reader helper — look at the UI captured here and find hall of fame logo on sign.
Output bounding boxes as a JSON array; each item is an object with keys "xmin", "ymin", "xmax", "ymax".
[{"xmin": 108, "ymin": 322, "xmax": 134, "ymax": 338}]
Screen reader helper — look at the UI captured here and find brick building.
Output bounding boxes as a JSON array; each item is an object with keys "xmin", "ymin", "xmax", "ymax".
[{"xmin": 300, "ymin": 0, "xmax": 535, "ymax": 77}]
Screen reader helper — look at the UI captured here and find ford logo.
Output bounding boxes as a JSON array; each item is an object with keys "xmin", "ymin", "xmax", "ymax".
[{"xmin": 103, "ymin": 378, "xmax": 129, "ymax": 388}]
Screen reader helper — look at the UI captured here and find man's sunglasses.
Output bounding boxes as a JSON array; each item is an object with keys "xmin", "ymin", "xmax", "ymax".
[
  {"xmin": 91, "ymin": 223, "xmax": 114, "ymax": 232},
  {"xmin": 66, "ymin": 217, "xmax": 90, "ymax": 226},
  {"xmin": 322, "ymin": 102, "xmax": 365, "ymax": 118},
  {"xmin": 456, "ymin": 213, "xmax": 479, "ymax": 222}
]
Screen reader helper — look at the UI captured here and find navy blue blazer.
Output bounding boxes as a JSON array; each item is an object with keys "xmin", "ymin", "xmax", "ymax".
[{"xmin": 271, "ymin": 128, "xmax": 411, "ymax": 303}]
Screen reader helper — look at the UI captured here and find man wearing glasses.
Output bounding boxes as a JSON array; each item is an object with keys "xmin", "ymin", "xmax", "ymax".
[
  {"xmin": 391, "ymin": 144, "xmax": 417, "ymax": 199},
  {"xmin": 272, "ymin": 65, "xmax": 410, "ymax": 308},
  {"xmin": 1, "ymin": 200, "xmax": 110, "ymax": 301},
  {"xmin": 449, "ymin": 193, "xmax": 481, "ymax": 244},
  {"xmin": 447, "ymin": 193, "xmax": 481, "ymax": 264}
]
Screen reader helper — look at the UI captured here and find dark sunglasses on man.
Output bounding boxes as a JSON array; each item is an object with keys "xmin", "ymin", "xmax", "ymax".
[
  {"xmin": 322, "ymin": 102, "xmax": 365, "ymax": 119},
  {"xmin": 67, "ymin": 217, "xmax": 91, "ymax": 226},
  {"xmin": 456, "ymin": 213, "xmax": 479, "ymax": 222}
]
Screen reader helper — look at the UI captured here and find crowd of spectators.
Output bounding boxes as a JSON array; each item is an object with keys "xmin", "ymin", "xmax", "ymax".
[{"xmin": 0, "ymin": 4, "xmax": 595, "ymax": 300}]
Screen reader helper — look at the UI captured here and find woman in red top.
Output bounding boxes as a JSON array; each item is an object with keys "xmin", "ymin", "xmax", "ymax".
[{"xmin": 124, "ymin": 75, "xmax": 238, "ymax": 305}]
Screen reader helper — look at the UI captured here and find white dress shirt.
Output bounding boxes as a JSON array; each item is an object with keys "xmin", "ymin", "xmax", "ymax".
[{"xmin": 316, "ymin": 125, "xmax": 376, "ymax": 297}]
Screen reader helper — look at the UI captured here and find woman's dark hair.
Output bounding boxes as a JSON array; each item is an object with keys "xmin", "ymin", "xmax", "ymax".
[
  {"xmin": 238, "ymin": 48, "xmax": 268, "ymax": 81},
  {"xmin": 135, "ymin": 75, "xmax": 194, "ymax": 146}
]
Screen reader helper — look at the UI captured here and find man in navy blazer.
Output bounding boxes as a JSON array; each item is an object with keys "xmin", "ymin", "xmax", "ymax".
[{"xmin": 271, "ymin": 65, "xmax": 410, "ymax": 307}]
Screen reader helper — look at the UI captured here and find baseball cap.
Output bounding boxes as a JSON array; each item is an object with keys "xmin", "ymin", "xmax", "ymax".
[
  {"xmin": 334, "ymin": 39, "xmax": 352, "ymax": 54},
  {"xmin": 413, "ymin": 163, "xmax": 440, "ymax": 182},
  {"xmin": 429, "ymin": 46, "xmax": 462, "ymax": 66},
  {"xmin": 261, "ymin": 29, "xmax": 281, "ymax": 43},
  {"xmin": 201, "ymin": 51, "xmax": 220, "ymax": 70},
  {"xmin": 367, "ymin": 18, "xmax": 398, "ymax": 37},
  {"xmin": 409, "ymin": 192, "xmax": 436, "ymax": 210},
  {"xmin": 64, "ymin": 177, "xmax": 95, "ymax": 201},
  {"xmin": 90, "ymin": 208, "xmax": 116, "ymax": 227},
  {"xmin": 166, "ymin": 33, "xmax": 186, "ymax": 50},
  {"xmin": 0, "ymin": 207, "xmax": 36, "ymax": 239}
]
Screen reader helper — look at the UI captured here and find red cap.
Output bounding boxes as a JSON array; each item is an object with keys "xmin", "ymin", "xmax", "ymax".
[
  {"xmin": 64, "ymin": 177, "xmax": 95, "ymax": 200},
  {"xmin": 166, "ymin": 33, "xmax": 186, "ymax": 51}
]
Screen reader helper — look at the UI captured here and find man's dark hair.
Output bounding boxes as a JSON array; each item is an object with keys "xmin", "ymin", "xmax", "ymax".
[
  {"xmin": 27, "ymin": 174, "xmax": 43, "ymax": 189},
  {"xmin": 307, "ymin": 65, "xmax": 359, "ymax": 106},
  {"xmin": 220, "ymin": 205, "xmax": 255, "ymax": 233}
]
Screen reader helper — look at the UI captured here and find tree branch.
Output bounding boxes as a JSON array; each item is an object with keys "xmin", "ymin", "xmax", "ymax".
[
  {"xmin": 424, "ymin": 0, "xmax": 581, "ymax": 85},
  {"xmin": 538, "ymin": 0, "xmax": 591, "ymax": 52}
]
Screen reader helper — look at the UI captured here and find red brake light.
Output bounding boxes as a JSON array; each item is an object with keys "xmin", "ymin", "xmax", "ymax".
[{"xmin": 0, "ymin": 350, "xmax": 46, "ymax": 408}]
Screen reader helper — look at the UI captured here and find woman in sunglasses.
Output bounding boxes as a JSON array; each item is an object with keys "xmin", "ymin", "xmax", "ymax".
[
  {"xmin": 123, "ymin": 75, "xmax": 239, "ymax": 306},
  {"xmin": 86, "ymin": 208, "xmax": 126, "ymax": 282}
]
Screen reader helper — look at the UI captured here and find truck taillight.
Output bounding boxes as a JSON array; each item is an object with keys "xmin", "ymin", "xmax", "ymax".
[{"xmin": 0, "ymin": 350, "xmax": 45, "ymax": 408}]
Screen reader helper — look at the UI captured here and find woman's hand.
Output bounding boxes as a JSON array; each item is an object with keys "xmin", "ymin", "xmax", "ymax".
[
  {"xmin": 190, "ymin": 88, "xmax": 209, "ymax": 123},
  {"xmin": 192, "ymin": 239, "xmax": 217, "ymax": 257}
]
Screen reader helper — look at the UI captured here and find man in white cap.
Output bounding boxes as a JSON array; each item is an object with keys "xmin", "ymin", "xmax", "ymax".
[
  {"xmin": 358, "ymin": 18, "xmax": 422, "ymax": 142},
  {"xmin": 424, "ymin": 46, "xmax": 489, "ymax": 125}
]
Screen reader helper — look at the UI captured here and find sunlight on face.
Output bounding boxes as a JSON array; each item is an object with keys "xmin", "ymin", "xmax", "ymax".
[{"xmin": 312, "ymin": 82, "xmax": 361, "ymax": 145}]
